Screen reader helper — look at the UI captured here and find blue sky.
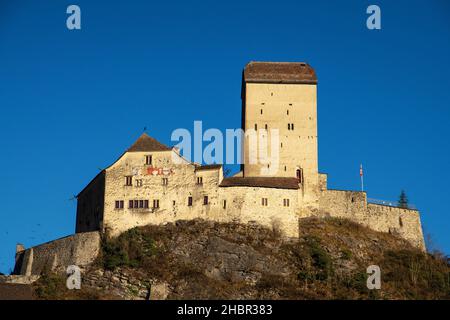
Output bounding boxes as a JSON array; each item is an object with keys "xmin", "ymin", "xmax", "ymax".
[{"xmin": 1, "ymin": 0, "xmax": 449, "ymax": 273}]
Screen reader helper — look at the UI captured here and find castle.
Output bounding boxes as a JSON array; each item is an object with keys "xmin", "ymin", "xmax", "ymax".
[{"xmin": 11, "ymin": 62, "xmax": 425, "ymax": 277}]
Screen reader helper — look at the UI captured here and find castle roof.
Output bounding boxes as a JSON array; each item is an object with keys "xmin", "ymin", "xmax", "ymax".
[
  {"xmin": 195, "ymin": 164, "xmax": 222, "ymax": 171},
  {"xmin": 220, "ymin": 177, "xmax": 300, "ymax": 189},
  {"xmin": 243, "ymin": 61, "xmax": 317, "ymax": 84},
  {"xmin": 127, "ymin": 133, "xmax": 171, "ymax": 152}
]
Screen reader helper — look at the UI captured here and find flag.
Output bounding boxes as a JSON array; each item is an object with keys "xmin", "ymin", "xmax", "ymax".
[{"xmin": 360, "ymin": 164, "xmax": 363, "ymax": 177}]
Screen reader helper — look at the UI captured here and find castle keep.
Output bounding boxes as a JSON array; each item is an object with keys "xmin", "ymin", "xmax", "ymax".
[{"xmin": 13, "ymin": 62, "xmax": 425, "ymax": 276}]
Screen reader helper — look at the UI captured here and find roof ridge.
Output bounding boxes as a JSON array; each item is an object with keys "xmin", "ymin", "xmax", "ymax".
[{"xmin": 127, "ymin": 133, "xmax": 171, "ymax": 152}]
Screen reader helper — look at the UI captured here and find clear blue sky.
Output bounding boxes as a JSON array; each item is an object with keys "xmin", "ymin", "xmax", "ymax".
[{"xmin": 1, "ymin": 0, "xmax": 449, "ymax": 273}]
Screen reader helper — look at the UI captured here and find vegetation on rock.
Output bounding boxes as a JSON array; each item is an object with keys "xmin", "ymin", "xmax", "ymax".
[{"xmin": 34, "ymin": 218, "xmax": 449, "ymax": 300}]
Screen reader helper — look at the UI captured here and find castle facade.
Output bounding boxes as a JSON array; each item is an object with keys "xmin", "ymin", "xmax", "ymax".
[{"xmin": 75, "ymin": 62, "xmax": 425, "ymax": 250}]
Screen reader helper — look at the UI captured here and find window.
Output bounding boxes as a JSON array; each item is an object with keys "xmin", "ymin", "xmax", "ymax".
[
  {"xmin": 188, "ymin": 196, "xmax": 193, "ymax": 206},
  {"xmin": 173, "ymin": 200, "xmax": 176, "ymax": 206},
  {"xmin": 291, "ymin": 123, "xmax": 294, "ymax": 130},
  {"xmin": 153, "ymin": 199, "xmax": 160, "ymax": 208},
  {"xmin": 125, "ymin": 176, "xmax": 133, "ymax": 186},
  {"xmin": 129, "ymin": 199, "xmax": 148, "ymax": 209},
  {"xmin": 296, "ymin": 169, "xmax": 303, "ymax": 184},
  {"xmin": 262, "ymin": 198, "xmax": 268, "ymax": 206},
  {"xmin": 162, "ymin": 178, "xmax": 168, "ymax": 186},
  {"xmin": 115, "ymin": 200, "xmax": 124, "ymax": 209},
  {"xmin": 284, "ymin": 166, "xmax": 287, "ymax": 171},
  {"xmin": 145, "ymin": 155, "xmax": 152, "ymax": 165},
  {"xmin": 254, "ymin": 124, "xmax": 257, "ymax": 131},
  {"xmin": 136, "ymin": 179, "xmax": 143, "ymax": 187},
  {"xmin": 261, "ymin": 109, "xmax": 263, "ymax": 115},
  {"xmin": 281, "ymin": 142, "xmax": 283, "ymax": 148},
  {"xmin": 288, "ymin": 123, "xmax": 294, "ymax": 131},
  {"xmin": 203, "ymin": 196, "xmax": 208, "ymax": 205},
  {"xmin": 197, "ymin": 177, "xmax": 203, "ymax": 185},
  {"xmin": 289, "ymin": 103, "xmax": 292, "ymax": 106},
  {"xmin": 283, "ymin": 199, "xmax": 290, "ymax": 207},
  {"xmin": 222, "ymin": 200, "xmax": 226, "ymax": 209},
  {"xmin": 265, "ymin": 124, "xmax": 268, "ymax": 130},
  {"xmin": 288, "ymin": 123, "xmax": 291, "ymax": 130},
  {"xmin": 287, "ymin": 110, "xmax": 289, "ymax": 115}
]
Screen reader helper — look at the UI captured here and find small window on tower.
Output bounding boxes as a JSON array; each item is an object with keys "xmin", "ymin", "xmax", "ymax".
[
  {"xmin": 153, "ymin": 199, "xmax": 160, "ymax": 208},
  {"xmin": 136, "ymin": 179, "xmax": 143, "ymax": 187},
  {"xmin": 197, "ymin": 177, "xmax": 203, "ymax": 185},
  {"xmin": 162, "ymin": 178, "xmax": 168, "ymax": 186},
  {"xmin": 254, "ymin": 124, "xmax": 257, "ymax": 131},
  {"xmin": 288, "ymin": 124, "xmax": 291, "ymax": 130},
  {"xmin": 125, "ymin": 176, "xmax": 133, "ymax": 186},
  {"xmin": 222, "ymin": 200, "xmax": 227, "ymax": 209},
  {"xmin": 287, "ymin": 110, "xmax": 289, "ymax": 115},
  {"xmin": 261, "ymin": 109, "xmax": 263, "ymax": 114},
  {"xmin": 265, "ymin": 124, "xmax": 268, "ymax": 130},
  {"xmin": 188, "ymin": 196, "xmax": 193, "ymax": 206},
  {"xmin": 203, "ymin": 196, "xmax": 208, "ymax": 205},
  {"xmin": 145, "ymin": 155, "xmax": 152, "ymax": 165}
]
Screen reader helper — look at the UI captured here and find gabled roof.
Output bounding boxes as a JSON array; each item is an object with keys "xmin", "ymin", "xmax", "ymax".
[
  {"xmin": 243, "ymin": 61, "xmax": 317, "ymax": 84},
  {"xmin": 127, "ymin": 133, "xmax": 171, "ymax": 152},
  {"xmin": 220, "ymin": 177, "xmax": 300, "ymax": 189}
]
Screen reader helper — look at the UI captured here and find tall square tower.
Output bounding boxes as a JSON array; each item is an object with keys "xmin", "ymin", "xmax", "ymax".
[{"xmin": 241, "ymin": 61, "xmax": 319, "ymax": 206}]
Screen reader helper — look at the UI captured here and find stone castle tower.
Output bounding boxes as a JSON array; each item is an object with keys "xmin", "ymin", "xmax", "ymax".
[{"xmin": 242, "ymin": 62, "xmax": 319, "ymax": 208}]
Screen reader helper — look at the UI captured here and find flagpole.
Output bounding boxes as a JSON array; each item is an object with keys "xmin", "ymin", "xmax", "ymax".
[{"xmin": 360, "ymin": 164, "xmax": 364, "ymax": 192}]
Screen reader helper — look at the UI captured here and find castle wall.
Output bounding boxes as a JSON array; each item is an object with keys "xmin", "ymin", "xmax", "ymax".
[
  {"xmin": 242, "ymin": 82, "xmax": 319, "ymax": 208},
  {"xmin": 217, "ymin": 186, "xmax": 300, "ymax": 237},
  {"xmin": 103, "ymin": 150, "xmax": 223, "ymax": 237},
  {"xmin": 318, "ymin": 188, "xmax": 425, "ymax": 250},
  {"xmin": 14, "ymin": 232, "xmax": 101, "ymax": 276},
  {"xmin": 76, "ymin": 171, "xmax": 105, "ymax": 233}
]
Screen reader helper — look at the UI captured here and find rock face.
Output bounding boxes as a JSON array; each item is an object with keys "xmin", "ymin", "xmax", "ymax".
[{"xmin": 31, "ymin": 218, "xmax": 449, "ymax": 300}]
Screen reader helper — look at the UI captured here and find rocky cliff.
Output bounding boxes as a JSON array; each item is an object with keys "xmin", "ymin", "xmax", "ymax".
[{"xmin": 31, "ymin": 217, "xmax": 449, "ymax": 300}]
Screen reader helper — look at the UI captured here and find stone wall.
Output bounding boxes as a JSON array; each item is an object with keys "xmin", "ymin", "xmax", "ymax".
[
  {"xmin": 317, "ymin": 188, "xmax": 425, "ymax": 250},
  {"xmin": 243, "ymin": 82, "xmax": 319, "ymax": 208},
  {"xmin": 103, "ymin": 150, "xmax": 223, "ymax": 237},
  {"xmin": 14, "ymin": 231, "xmax": 101, "ymax": 276},
  {"xmin": 218, "ymin": 186, "xmax": 300, "ymax": 237},
  {"xmin": 76, "ymin": 171, "xmax": 105, "ymax": 233}
]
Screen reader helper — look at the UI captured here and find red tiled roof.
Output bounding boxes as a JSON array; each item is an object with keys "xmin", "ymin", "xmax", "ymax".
[{"xmin": 244, "ymin": 61, "xmax": 317, "ymax": 84}]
